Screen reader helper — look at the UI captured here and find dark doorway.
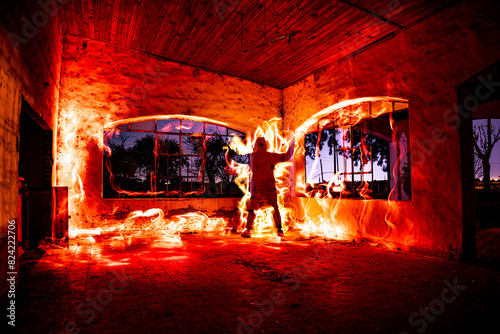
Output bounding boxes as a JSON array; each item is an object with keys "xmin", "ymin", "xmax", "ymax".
[
  {"xmin": 18, "ymin": 99, "xmax": 53, "ymax": 249},
  {"xmin": 459, "ymin": 61, "xmax": 500, "ymax": 262}
]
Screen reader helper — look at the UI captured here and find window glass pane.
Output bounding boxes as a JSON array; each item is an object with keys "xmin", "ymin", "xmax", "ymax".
[
  {"xmin": 205, "ymin": 135, "xmax": 231, "ymax": 183},
  {"xmin": 116, "ymin": 124, "xmax": 129, "ymax": 131},
  {"xmin": 180, "ymin": 120, "xmax": 204, "ymax": 134},
  {"xmin": 130, "ymin": 120, "xmax": 155, "ymax": 132},
  {"xmin": 181, "ymin": 135, "xmax": 204, "ymax": 155},
  {"xmin": 338, "ymin": 128, "xmax": 351, "ymax": 147},
  {"xmin": 109, "ymin": 131, "xmax": 155, "ymax": 152},
  {"xmin": 157, "ymin": 134, "xmax": 180, "ymax": 154},
  {"xmin": 336, "ymin": 150, "xmax": 352, "ymax": 174},
  {"xmin": 304, "ymin": 131, "xmax": 318, "ymax": 181},
  {"xmin": 157, "ymin": 119, "xmax": 180, "ymax": 133},
  {"xmin": 206, "ymin": 123, "xmax": 227, "ymax": 135},
  {"xmin": 189, "ymin": 156, "xmax": 203, "ymax": 177},
  {"xmin": 180, "ymin": 158, "xmax": 190, "ymax": 177},
  {"xmin": 103, "ymin": 131, "xmax": 155, "ymax": 194},
  {"xmin": 157, "ymin": 156, "xmax": 180, "ymax": 178},
  {"xmin": 169, "ymin": 157, "xmax": 181, "ymax": 177}
]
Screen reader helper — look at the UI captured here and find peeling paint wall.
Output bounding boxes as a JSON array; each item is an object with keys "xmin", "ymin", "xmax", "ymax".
[
  {"xmin": 283, "ymin": 0, "xmax": 500, "ymax": 257},
  {"xmin": 57, "ymin": 34, "xmax": 282, "ymax": 228},
  {"xmin": 0, "ymin": 0, "xmax": 62, "ymax": 295}
]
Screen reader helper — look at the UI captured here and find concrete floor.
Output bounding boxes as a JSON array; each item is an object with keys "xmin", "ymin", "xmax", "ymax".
[{"xmin": 9, "ymin": 231, "xmax": 500, "ymax": 334}]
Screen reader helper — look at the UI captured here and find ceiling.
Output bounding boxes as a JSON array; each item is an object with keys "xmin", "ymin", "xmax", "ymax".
[{"xmin": 58, "ymin": 0, "xmax": 459, "ymax": 88}]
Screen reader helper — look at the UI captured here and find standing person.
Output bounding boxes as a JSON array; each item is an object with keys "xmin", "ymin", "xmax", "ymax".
[{"xmin": 241, "ymin": 137, "xmax": 292, "ymax": 238}]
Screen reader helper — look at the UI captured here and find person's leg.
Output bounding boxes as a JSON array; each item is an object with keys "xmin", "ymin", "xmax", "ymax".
[
  {"xmin": 272, "ymin": 200, "xmax": 284, "ymax": 237},
  {"xmin": 241, "ymin": 210, "xmax": 255, "ymax": 238}
]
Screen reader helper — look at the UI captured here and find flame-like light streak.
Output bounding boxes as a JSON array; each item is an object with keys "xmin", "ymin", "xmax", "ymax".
[{"xmin": 383, "ymin": 112, "xmax": 406, "ymax": 240}]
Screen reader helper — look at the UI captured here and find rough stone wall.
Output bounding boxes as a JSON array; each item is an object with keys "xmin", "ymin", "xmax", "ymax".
[
  {"xmin": 57, "ymin": 34, "xmax": 282, "ymax": 228},
  {"xmin": 0, "ymin": 1, "xmax": 62, "ymax": 295},
  {"xmin": 283, "ymin": 0, "xmax": 500, "ymax": 256}
]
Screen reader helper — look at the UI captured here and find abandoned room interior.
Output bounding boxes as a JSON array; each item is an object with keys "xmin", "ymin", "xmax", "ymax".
[{"xmin": 1, "ymin": 0, "xmax": 500, "ymax": 333}]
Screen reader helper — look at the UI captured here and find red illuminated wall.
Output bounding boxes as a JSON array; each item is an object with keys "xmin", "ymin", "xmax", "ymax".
[
  {"xmin": 0, "ymin": 0, "xmax": 63, "ymax": 295},
  {"xmin": 284, "ymin": 0, "xmax": 500, "ymax": 257},
  {"xmin": 57, "ymin": 34, "xmax": 282, "ymax": 228}
]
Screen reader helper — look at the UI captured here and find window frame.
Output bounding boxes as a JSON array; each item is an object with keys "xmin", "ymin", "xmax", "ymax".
[
  {"xmin": 103, "ymin": 117, "xmax": 247, "ymax": 199},
  {"xmin": 303, "ymin": 101, "xmax": 411, "ymax": 201}
]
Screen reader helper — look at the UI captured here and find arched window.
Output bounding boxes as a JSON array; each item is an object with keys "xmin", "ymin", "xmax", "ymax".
[
  {"xmin": 103, "ymin": 118, "xmax": 248, "ymax": 198},
  {"xmin": 302, "ymin": 99, "xmax": 411, "ymax": 200}
]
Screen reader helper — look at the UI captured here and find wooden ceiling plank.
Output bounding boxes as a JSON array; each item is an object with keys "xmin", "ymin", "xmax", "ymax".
[
  {"xmin": 240, "ymin": 0, "xmax": 292, "ymax": 50},
  {"xmin": 177, "ymin": 0, "xmax": 242, "ymax": 67},
  {"xmin": 149, "ymin": 1, "xmax": 178, "ymax": 56},
  {"xmin": 240, "ymin": 8, "xmax": 384, "ymax": 86},
  {"xmin": 117, "ymin": 0, "xmax": 133, "ymax": 46},
  {"xmin": 75, "ymin": 0, "xmax": 85, "ymax": 37},
  {"xmin": 114, "ymin": 0, "xmax": 126, "ymax": 46},
  {"xmin": 109, "ymin": 0, "xmax": 121, "ymax": 45},
  {"xmin": 154, "ymin": 2, "xmax": 192, "ymax": 57},
  {"xmin": 281, "ymin": 21, "xmax": 390, "ymax": 72},
  {"xmin": 124, "ymin": 0, "xmax": 145, "ymax": 48},
  {"xmin": 64, "ymin": 0, "xmax": 78, "ymax": 36},
  {"xmin": 195, "ymin": 1, "xmax": 270, "ymax": 66},
  {"xmin": 240, "ymin": 0, "xmax": 301, "ymax": 52},
  {"xmin": 57, "ymin": 0, "xmax": 70, "ymax": 34},
  {"xmin": 160, "ymin": 1, "xmax": 196, "ymax": 59},
  {"xmin": 79, "ymin": 0, "xmax": 90, "ymax": 38},
  {"xmin": 155, "ymin": 1, "xmax": 183, "ymax": 57},
  {"xmin": 277, "ymin": 12, "xmax": 382, "ymax": 70},
  {"xmin": 275, "ymin": 8, "xmax": 394, "ymax": 72},
  {"xmin": 134, "ymin": 0, "xmax": 160, "ymax": 51},
  {"xmin": 281, "ymin": 25, "xmax": 398, "ymax": 87},
  {"xmin": 208, "ymin": 0, "xmax": 312, "ymax": 73},
  {"xmin": 243, "ymin": 0, "xmax": 400, "ymax": 77},
  {"xmin": 86, "ymin": 0, "xmax": 96, "ymax": 40},
  {"xmin": 93, "ymin": 0, "xmax": 102, "ymax": 41},
  {"xmin": 227, "ymin": 1, "xmax": 352, "ymax": 78},
  {"xmin": 95, "ymin": 0, "xmax": 104, "ymax": 42},
  {"xmin": 104, "ymin": 0, "xmax": 114, "ymax": 44},
  {"xmin": 189, "ymin": 0, "xmax": 260, "ymax": 69},
  {"xmin": 158, "ymin": 1, "xmax": 189, "ymax": 57},
  {"xmin": 386, "ymin": 0, "xmax": 430, "ymax": 25},
  {"xmin": 136, "ymin": 0, "xmax": 165, "ymax": 53},
  {"xmin": 100, "ymin": 0, "xmax": 112, "ymax": 43},
  {"xmin": 232, "ymin": 0, "xmax": 339, "ymax": 71},
  {"xmin": 173, "ymin": 1, "xmax": 237, "ymax": 64},
  {"xmin": 73, "ymin": 0, "xmax": 87, "ymax": 37}
]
